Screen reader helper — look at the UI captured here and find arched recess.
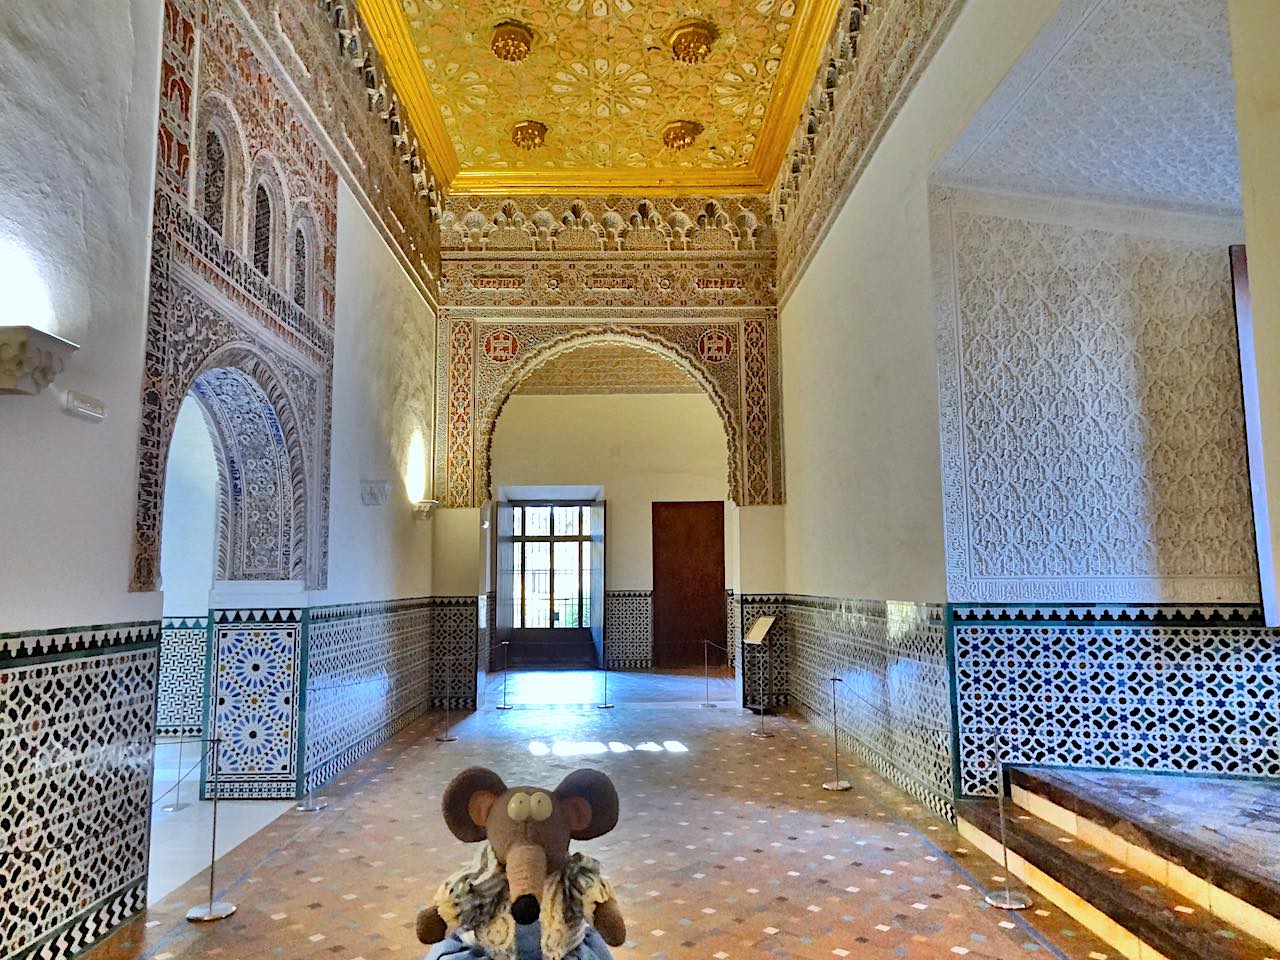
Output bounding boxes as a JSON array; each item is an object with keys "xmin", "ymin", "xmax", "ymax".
[
  {"xmin": 164, "ymin": 348, "xmax": 310, "ymax": 585},
  {"xmin": 245, "ymin": 153, "xmax": 289, "ymax": 283},
  {"xmin": 193, "ymin": 92, "xmax": 249, "ymax": 243},
  {"xmin": 289, "ymin": 203, "xmax": 318, "ymax": 313},
  {"xmin": 474, "ymin": 329, "xmax": 743, "ymax": 505}
]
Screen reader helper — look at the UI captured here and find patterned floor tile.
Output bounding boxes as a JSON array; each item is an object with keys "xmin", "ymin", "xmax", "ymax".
[{"xmin": 84, "ymin": 673, "xmax": 1115, "ymax": 960}]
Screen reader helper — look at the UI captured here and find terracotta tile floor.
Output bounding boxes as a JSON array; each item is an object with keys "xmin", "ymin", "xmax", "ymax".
[{"xmin": 87, "ymin": 675, "xmax": 1118, "ymax": 959}]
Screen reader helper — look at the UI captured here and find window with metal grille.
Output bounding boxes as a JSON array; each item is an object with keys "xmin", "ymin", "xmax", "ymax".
[
  {"xmin": 202, "ymin": 131, "xmax": 226, "ymax": 234},
  {"xmin": 510, "ymin": 504, "xmax": 593, "ymax": 629},
  {"xmin": 293, "ymin": 228, "xmax": 307, "ymax": 309},
  {"xmin": 252, "ymin": 184, "xmax": 271, "ymax": 275}
]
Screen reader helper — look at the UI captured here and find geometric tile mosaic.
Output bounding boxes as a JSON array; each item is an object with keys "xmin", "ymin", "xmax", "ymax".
[
  {"xmin": 428, "ymin": 597, "xmax": 478, "ymax": 712},
  {"xmin": 303, "ymin": 598, "xmax": 432, "ymax": 792},
  {"xmin": 604, "ymin": 591, "xmax": 652, "ymax": 670},
  {"xmin": 204, "ymin": 609, "xmax": 304, "ymax": 800},
  {"xmin": 739, "ymin": 594, "xmax": 789, "ymax": 711},
  {"xmin": 0, "ymin": 621, "xmax": 158, "ymax": 960},
  {"xmin": 953, "ymin": 603, "xmax": 1280, "ymax": 797},
  {"xmin": 158, "ymin": 616, "xmax": 207, "ymax": 737},
  {"xmin": 787, "ymin": 597, "xmax": 955, "ymax": 821}
]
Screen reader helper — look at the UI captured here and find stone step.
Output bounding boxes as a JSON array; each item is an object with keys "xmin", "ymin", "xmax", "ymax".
[
  {"xmin": 1009, "ymin": 767, "xmax": 1280, "ymax": 952},
  {"xmin": 957, "ymin": 795, "xmax": 1278, "ymax": 960}
]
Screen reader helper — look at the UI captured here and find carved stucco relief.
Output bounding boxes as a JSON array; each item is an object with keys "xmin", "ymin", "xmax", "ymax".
[{"xmin": 932, "ymin": 189, "xmax": 1257, "ymax": 603}]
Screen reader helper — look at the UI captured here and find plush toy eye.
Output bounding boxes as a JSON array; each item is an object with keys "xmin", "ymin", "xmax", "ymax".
[
  {"xmin": 507, "ymin": 792, "xmax": 531, "ymax": 822},
  {"xmin": 529, "ymin": 792, "xmax": 553, "ymax": 821}
]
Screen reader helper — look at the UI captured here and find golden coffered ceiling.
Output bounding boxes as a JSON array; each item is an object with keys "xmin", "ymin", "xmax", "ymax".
[
  {"xmin": 514, "ymin": 343, "xmax": 701, "ymax": 395},
  {"xmin": 355, "ymin": 0, "xmax": 841, "ymax": 195}
]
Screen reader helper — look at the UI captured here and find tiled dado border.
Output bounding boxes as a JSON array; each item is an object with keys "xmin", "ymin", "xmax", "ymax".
[
  {"xmin": 604, "ymin": 591, "xmax": 653, "ymax": 670},
  {"xmin": 304, "ymin": 598, "xmax": 434, "ymax": 794},
  {"xmin": 204, "ymin": 597, "xmax": 482, "ymax": 799},
  {"xmin": 951, "ymin": 604, "xmax": 1280, "ymax": 797},
  {"xmin": 785, "ymin": 597, "xmax": 955, "ymax": 822},
  {"xmin": 158, "ymin": 616, "xmax": 207, "ymax": 737},
  {"xmin": 1, "ymin": 621, "xmax": 159, "ymax": 960}
]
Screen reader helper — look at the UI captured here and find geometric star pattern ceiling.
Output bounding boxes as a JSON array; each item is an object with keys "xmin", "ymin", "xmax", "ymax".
[{"xmin": 357, "ymin": 0, "xmax": 840, "ymax": 193}]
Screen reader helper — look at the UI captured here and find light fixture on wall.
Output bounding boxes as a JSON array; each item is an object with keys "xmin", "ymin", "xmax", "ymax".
[{"xmin": 0, "ymin": 326, "xmax": 79, "ymax": 395}]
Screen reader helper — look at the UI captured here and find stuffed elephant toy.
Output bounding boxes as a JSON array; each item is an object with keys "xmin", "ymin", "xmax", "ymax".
[{"xmin": 417, "ymin": 767, "xmax": 626, "ymax": 960}]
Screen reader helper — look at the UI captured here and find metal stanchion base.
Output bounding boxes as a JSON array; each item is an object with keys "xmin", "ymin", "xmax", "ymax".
[
  {"xmin": 822, "ymin": 779, "xmax": 852, "ymax": 791},
  {"xmin": 596, "ymin": 703, "xmax": 615, "ymax": 709},
  {"xmin": 700, "ymin": 702, "xmax": 718, "ymax": 708},
  {"xmin": 435, "ymin": 733, "xmax": 458, "ymax": 742},
  {"xmin": 162, "ymin": 802, "xmax": 191, "ymax": 813},
  {"xmin": 984, "ymin": 889, "xmax": 1032, "ymax": 910},
  {"xmin": 295, "ymin": 798, "xmax": 328, "ymax": 812},
  {"xmin": 495, "ymin": 704, "xmax": 515, "ymax": 711},
  {"xmin": 750, "ymin": 729, "xmax": 774, "ymax": 739},
  {"xmin": 187, "ymin": 901, "xmax": 237, "ymax": 922}
]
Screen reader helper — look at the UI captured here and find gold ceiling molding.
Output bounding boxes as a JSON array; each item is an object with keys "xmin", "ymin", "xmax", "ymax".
[{"xmin": 353, "ymin": 0, "xmax": 842, "ymax": 196}]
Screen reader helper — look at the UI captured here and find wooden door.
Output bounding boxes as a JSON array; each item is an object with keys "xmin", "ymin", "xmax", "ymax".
[{"xmin": 652, "ymin": 501, "xmax": 726, "ymax": 668}]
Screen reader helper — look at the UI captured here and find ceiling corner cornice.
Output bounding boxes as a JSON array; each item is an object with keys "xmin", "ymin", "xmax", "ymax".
[{"xmin": 355, "ymin": 0, "xmax": 460, "ymax": 185}]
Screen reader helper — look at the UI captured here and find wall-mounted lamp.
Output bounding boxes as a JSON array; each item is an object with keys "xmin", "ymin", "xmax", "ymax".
[
  {"xmin": 413, "ymin": 498, "xmax": 440, "ymax": 521},
  {"xmin": 0, "ymin": 326, "xmax": 79, "ymax": 395}
]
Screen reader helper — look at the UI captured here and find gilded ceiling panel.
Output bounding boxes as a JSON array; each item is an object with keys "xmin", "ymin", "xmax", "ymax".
[{"xmin": 400, "ymin": 0, "xmax": 796, "ymax": 171}]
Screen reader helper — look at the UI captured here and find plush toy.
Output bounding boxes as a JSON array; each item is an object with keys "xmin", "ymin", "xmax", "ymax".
[{"xmin": 417, "ymin": 766, "xmax": 627, "ymax": 960}]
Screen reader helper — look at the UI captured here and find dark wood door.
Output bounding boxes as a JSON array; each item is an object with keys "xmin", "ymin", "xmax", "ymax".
[{"xmin": 652, "ymin": 501, "xmax": 726, "ymax": 668}]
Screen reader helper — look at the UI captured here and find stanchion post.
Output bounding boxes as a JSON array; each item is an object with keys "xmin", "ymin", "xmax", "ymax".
[
  {"xmin": 983, "ymin": 732, "xmax": 1032, "ymax": 911},
  {"xmin": 750, "ymin": 634, "xmax": 773, "ymax": 739},
  {"xmin": 700, "ymin": 639, "xmax": 718, "ymax": 708},
  {"xmin": 187, "ymin": 738, "xmax": 236, "ymax": 922},
  {"xmin": 163, "ymin": 737, "xmax": 190, "ymax": 812},
  {"xmin": 822, "ymin": 677, "xmax": 851, "ymax": 791},
  {"xmin": 437, "ymin": 654, "xmax": 459, "ymax": 742},
  {"xmin": 496, "ymin": 640, "xmax": 514, "ymax": 711},
  {"xmin": 597, "ymin": 631, "xmax": 614, "ymax": 709}
]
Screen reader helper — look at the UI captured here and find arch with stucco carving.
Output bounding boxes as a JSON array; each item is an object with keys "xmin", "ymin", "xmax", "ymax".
[
  {"xmin": 140, "ymin": 343, "xmax": 313, "ymax": 591},
  {"xmin": 474, "ymin": 328, "xmax": 744, "ymax": 506}
]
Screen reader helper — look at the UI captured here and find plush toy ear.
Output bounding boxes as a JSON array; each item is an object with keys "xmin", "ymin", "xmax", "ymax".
[
  {"xmin": 442, "ymin": 767, "xmax": 507, "ymax": 842},
  {"xmin": 554, "ymin": 768, "xmax": 619, "ymax": 840}
]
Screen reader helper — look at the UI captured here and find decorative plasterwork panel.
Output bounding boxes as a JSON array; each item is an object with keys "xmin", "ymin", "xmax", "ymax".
[
  {"xmin": 770, "ymin": 0, "xmax": 964, "ymax": 295},
  {"xmin": 442, "ymin": 195, "xmax": 775, "ymax": 254},
  {"xmin": 437, "ymin": 194, "xmax": 782, "ymax": 508},
  {"xmin": 355, "ymin": 0, "xmax": 842, "ymax": 193},
  {"xmin": 936, "ymin": 0, "xmax": 1241, "ymax": 218},
  {"xmin": 932, "ymin": 188, "xmax": 1257, "ymax": 603},
  {"xmin": 237, "ymin": 0, "xmax": 443, "ymax": 301},
  {"xmin": 134, "ymin": 1, "xmax": 337, "ymax": 592},
  {"xmin": 515, "ymin": 343, "xmax": 700, "ymax": 395}
]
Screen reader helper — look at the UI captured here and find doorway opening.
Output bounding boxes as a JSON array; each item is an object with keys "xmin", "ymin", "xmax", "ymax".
[
  {"xmin": 497, "ymin": 495, "xmax": 605, "ymax": 669},
  {"xmin": 486, "ymin": 340, "xmax": 738, "ymax": 705},
  {"xmin": 150, "ymin": 378, "xmax": 292, "ymax": 904}
]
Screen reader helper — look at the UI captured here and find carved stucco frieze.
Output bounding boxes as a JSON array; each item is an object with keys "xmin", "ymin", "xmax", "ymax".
[{"xmin": 769, "ymin": 0, "xmax": 965, "ymax": 296}]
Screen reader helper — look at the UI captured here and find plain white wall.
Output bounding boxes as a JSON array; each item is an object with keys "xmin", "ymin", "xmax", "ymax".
[
  {"xmin": 490, "ymin": 392, "xmax": 729, "ymax": 590},
  {"xmin": 0, "ymin": 0, "xmax": 163, "ymax": 630},
  {"xmin": 309, "ymin": 181, "xmax": 436, "ymax": 606},
  {"xmin": 160, "ymin": 396, "xmax": 217, "ymax": 615},
  {"xmin": 780, "ymin": 0, "xmax": 1061, "ymax": 603}
]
